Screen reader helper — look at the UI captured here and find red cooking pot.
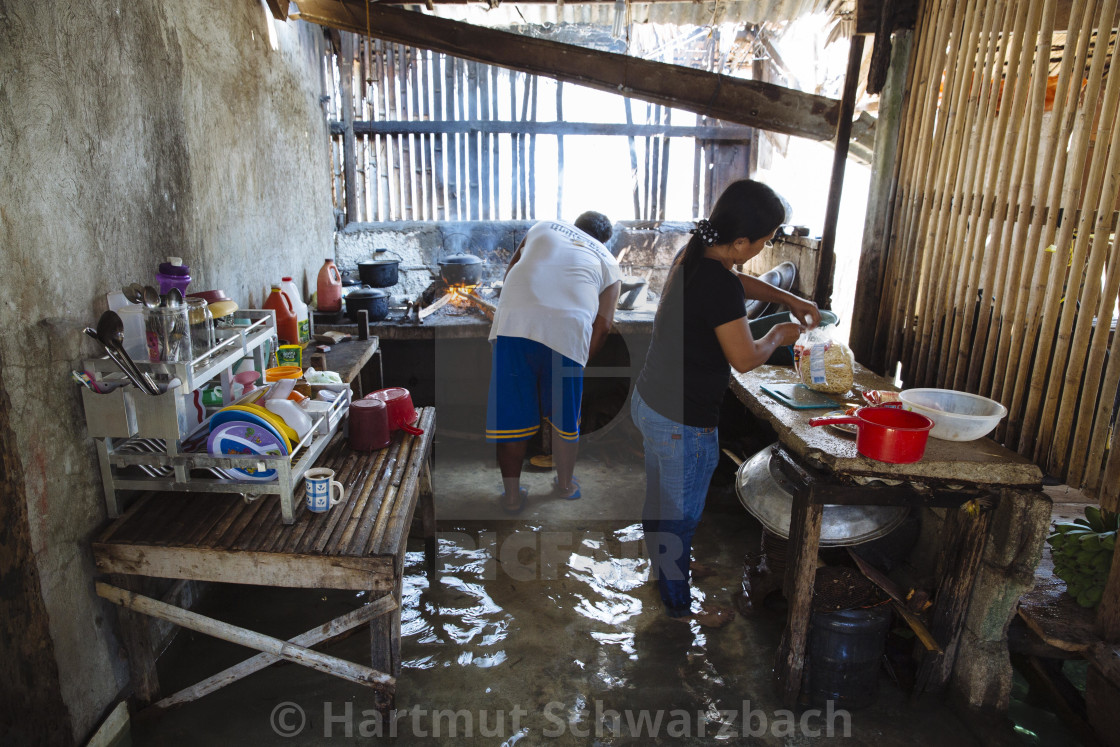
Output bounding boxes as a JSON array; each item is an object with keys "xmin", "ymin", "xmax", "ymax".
[
  {"xmin": 809, "ymin": 406, "xmax": 933, "ymax": 464},
  {"xmin": 364, "ymin": 387, "xmax": 424, "ymax": 435}
]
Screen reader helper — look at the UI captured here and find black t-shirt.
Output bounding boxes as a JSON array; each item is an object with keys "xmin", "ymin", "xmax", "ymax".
[{"xmin": 636, "ymin": 257, "xmax": 746, "ymax": 427}]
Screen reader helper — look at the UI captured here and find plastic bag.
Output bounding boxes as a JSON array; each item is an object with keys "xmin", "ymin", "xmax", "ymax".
[{"xmin": 793, "ymin": 327, "xmax": 855, "ymax": 394}]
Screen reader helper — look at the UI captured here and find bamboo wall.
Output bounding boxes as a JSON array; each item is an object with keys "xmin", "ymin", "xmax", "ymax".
[
  {"xmin": 875, "ymin": 0, "xmax": 1120, "ymax": 509},
  {"xmin": 324, "ymin": 34, "xmax": 757, "ymax": 224}
]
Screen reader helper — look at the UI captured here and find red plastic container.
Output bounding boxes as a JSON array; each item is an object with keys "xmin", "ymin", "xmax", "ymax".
[
  {"xmin": 349, "ymin": 398, "xmax": 391, "ymax": 451},
  {"xmin": 364, "ymin": 387, "xmax": 423, "ymax": 435},
  {"xmin": 317, "ymin": 258, "xmax": 343, "ymax": 312},
  {"xmin": 262, "ymin": 285, "xmax": 300, "ymax": 344},
  {"xmin": 809, "ymin": 406, "xmax": 933, "ymax": 463}
]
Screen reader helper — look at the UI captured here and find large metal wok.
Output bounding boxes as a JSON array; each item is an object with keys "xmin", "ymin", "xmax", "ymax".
[{"xmin": 734, "ymin": 443, "xmax": 910, "ymax": 546}]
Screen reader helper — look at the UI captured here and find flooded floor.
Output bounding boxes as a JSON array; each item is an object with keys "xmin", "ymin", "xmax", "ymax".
[{"xmin": 131, "ymin": 432, "xmax": 1077, "ymax": 745}]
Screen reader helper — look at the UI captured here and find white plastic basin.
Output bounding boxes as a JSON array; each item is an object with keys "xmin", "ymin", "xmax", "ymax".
[{"xmin": 897, "ymin": 388, "xmax": 1007, "ymax": 442}]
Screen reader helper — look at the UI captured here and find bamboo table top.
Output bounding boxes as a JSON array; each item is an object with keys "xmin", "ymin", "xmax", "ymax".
[{"xmin": 93, "ymin": 408, "xmax": 436, "ymax": 592}]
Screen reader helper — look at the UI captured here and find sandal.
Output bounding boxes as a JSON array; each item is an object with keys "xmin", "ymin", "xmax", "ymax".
[
  {"xmin": 500, "ymin": 486, "xmax": 529, "ymax": 515},
  {"xmin": 552, "ymin": 476, "xmax": 581, "ymax": 500}
]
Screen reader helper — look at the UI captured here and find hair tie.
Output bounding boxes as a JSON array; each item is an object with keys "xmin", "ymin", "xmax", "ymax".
[{"xmin": 690, "ymin": 219, "xmax": 720, "ymax": 247}]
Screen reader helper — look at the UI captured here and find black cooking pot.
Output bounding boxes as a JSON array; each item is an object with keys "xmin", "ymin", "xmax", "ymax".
[
  {"xmin": 438, "ymin": 253, "xmax": 485, "ymax": 286},
  {"xmin": 358, "ymin": 249, "xmax": 401, "ymax": 288},
  {"xmin": 345, "ymin": 285, "xmax": 391, "ymax": 322}
]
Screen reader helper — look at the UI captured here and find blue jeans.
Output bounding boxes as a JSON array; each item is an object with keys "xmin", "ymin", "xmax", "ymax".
[{"xmin": 630, "ymin": 389, "xmax": 720, "ymax": 617}]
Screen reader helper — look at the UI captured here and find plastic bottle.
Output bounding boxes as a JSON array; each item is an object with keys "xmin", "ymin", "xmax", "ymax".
[
  {"xmin": 281, "ymin": 276, "xmax": 310, "ymax": 343},
  {"xmin": 156, "ymin": 256, "xmax": 192, "ymax": 296},
  {"xmin": 263, "ymin": 284, "xmax": 300, "ymax": 344},
  {"xmin": 316, "ymin": 258, "xmax": 343, "ymax": 312}
]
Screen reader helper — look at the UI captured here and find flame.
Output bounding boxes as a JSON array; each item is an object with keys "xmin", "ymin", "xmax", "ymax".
[{"xmin": 447, "ymin": 283, "xmax": 479, "ymax": 305}]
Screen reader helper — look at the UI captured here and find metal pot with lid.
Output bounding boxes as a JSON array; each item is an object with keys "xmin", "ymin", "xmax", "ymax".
[
  {"xmin": 358, "ymin": 248, "xmax": 402, "ymax": 288},
  {"xmin": 437, "ymin": 253, "xmax": 485, "ymax": 286},
  {"xmin": 344, "ymin": 285, "xmax": 391, "ymax": 322},
  {"xmin": 734, "ymin": 444, "xmax": 910, "ymax": 546}
]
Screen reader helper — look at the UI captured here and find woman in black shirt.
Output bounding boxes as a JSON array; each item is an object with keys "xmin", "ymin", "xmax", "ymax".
[{"xmin": 632, "ymin": 179, "xmax": 821, "ymax": 628}]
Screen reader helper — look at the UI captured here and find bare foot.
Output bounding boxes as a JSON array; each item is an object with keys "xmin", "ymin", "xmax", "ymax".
[
  {"xmin": 690, "ymin": 561, "xmax": 717, "ymax": 580},
  {"xmin": 670, "ymin": 603, "xmax": 736, "ymax": 629}
]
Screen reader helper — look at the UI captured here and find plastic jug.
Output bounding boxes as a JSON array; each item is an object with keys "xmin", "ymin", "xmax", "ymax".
[
  {"xmin": 316, "ymin": 258, "xmax": 343, "ymax": 312},
  {"xmin": 156, "ymin": 256, "xmax": 191, "ymax": 296},
  {"xmin": 280, "ymin": 276, "xmax": 310, "ymax": 343},
  {"xmin": 263, "ymin": 285, "xmax": 300, "ymax": 344}
]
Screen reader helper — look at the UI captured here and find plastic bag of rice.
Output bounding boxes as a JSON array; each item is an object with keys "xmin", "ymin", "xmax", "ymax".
[{"xmin": 793, "ymin": 327, "xmax": 854, "ymax": 394}]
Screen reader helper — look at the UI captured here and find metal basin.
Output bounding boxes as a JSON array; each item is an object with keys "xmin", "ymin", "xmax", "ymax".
[{"xmin": 735, "ymin": 444, "xmax": 910, "ymax": 546}]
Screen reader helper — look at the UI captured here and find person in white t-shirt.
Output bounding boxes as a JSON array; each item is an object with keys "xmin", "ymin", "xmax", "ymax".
[{"xmin": 485, "ymin": 212, "xmax": 622, "ymax": 514}]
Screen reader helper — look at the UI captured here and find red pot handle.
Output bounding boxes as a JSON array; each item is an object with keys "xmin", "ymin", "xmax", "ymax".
[
  {"xmin": 808, "ymin": 415, "xmax": 861, "ymax": 428},
  {"xmin": 401, "ymin": 423, "xmax": 424, "ymax": 436}
]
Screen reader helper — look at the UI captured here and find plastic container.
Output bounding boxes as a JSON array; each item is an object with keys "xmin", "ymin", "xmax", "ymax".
[
  {"xmin": 263, "ymin": 285, "xmax": 300, "ymax": 344},
  {"xmin": 898, "ymin": 388, "xmax": 1007, "ymax": 442},
  {"xmin": 265, "ymin": 366, "xmax": 303, "ymax": 382},
  {"xmin": 350, "ymin": 398, "xmax": 391, "ymax": 451},
  {"xmin": 316, "ymin": 259, "xmax": 343, "ymax": 312},
  {"xmin": 805, "ymin": 606, "xmax": 891, "ymax": 709},
  {"xmin": 156, "ymin": 256, "xmax": 191, "ymax": 296},
  {"xmin": 186, "ymin": 297, "xmax": 214, "ymax": 360},
  {"xmin": 280, "ymin": 276, "xmax": 310, "ymax": 343},
  {"xmin": 265, "ymin": 398, "xmax": 313, "ymax": 440}
]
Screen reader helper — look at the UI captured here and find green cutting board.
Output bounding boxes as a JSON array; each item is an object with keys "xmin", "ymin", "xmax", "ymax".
[{"xmin": 760, "ymin": 383, "xmax": 838, "ymax": 409}]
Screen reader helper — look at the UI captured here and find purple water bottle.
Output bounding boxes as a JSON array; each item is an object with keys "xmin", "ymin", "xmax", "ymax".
[{"xmin": 156, "ymin": 256, "xmax": 192, "ymax": 296}]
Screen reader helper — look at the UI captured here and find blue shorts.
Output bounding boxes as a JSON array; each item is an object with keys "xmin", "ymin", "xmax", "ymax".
[{"xmin": 485, "ymin": 336, "xmax": 584, "ymax": 442}]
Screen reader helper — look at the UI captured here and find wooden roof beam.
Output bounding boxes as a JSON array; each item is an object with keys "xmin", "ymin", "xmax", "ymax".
[{"xmin": 292, "ymin": 0, "xmax": 841, "ymax": 140}]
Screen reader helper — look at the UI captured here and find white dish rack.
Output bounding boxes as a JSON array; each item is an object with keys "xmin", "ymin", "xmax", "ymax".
[{"xmin": 81, "ymin": 310, "xmax": 350, "ymax": 524}]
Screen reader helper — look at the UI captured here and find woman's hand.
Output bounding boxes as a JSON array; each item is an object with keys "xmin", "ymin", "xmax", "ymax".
[
  {"xmin": 787, "ymin": 297, "xmax": 821, "ymax": 328},
  {"xmin": 770, "ymin": 321, "xmax": 803, "ymax": 347}
]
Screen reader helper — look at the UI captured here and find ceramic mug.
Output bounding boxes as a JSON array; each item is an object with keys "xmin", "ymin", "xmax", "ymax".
[{"xmin": 304, "ymin": 467, "xmax": 345, "ymax": 512}]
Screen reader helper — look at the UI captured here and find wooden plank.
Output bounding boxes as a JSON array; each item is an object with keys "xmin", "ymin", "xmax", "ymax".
[
  {"xmin": 96, "ymin": 583, "xmax": 395, "ymax": 694},
  {"xmin": 294, "ymin": 1, "xmax": 842, "ymax": 141},
  {"xmin": 97, "ymin": 491, "xmax": 157, "ymax": 543},
  {"xmin": 218, "ymin": 495, "xmax": 272, "ymax": 550},
  {"xmin": 152, "ymin": 595, "xmax": 399, "ymax": 710},
  {"xmin": 297, "ymin": 448, "xmax": 366, "ymax": 554},
  {"xmin": 93, "ymin": 543, "xmax": 394, "ymax": 592},
  {"xmin": 377, "ymin": 410, "xmax": 436, "ymax": 558},
  {"xmin": 347, "ymin": 441, "xmax": 405, "ymax": 554},
  {"xmin": 328, "ymin": 447, "xmax": 394, "ymax": 554},
  {"xmin": 370, "ymin": 592, "xmax": 402, "ymax": 677},
  {"xmin": 1018, "ymin": 544, "xmax": 1098, "ymax": 653},
  {"xmin": 183, "ymin": 494, "xmax": 237, "ymax": 547}
]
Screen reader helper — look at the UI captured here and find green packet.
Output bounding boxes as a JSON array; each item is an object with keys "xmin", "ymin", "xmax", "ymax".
[{"xmin": 276, "ymin": 344, "xmax": 303, "ymax": 367}]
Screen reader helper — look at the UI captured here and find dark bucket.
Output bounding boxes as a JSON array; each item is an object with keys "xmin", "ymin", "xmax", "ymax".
[{"xmin": 805, "ymin": 605, "xmax": 891, "ymax": 710}]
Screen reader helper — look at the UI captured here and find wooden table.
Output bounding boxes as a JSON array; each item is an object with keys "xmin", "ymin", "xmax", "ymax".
[
  {"xmin": 92, "ymin": 407, "xmax": 436, "ymax": 710},
  {"xmin": 312, "ymin": 336, "xmax": 382, "ymax": 397},
  {"xmin": 729, "ymin": 365, "xmax": 1044, "ymax": 707}
]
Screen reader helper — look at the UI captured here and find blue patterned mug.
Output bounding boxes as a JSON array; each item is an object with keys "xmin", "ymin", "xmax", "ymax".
[{"xmin": 304, "ymin": 468, "xmax": 345, "ymax": 512}]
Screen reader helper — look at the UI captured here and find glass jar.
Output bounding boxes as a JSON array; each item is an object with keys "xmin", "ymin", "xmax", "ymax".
[
  {"xmin": 145, "ymin": 306, "xmax": 192, "ymax": 363},
  {"xmin": 186, "ymin": 297, "xmax": 215, "ymax": 360}
]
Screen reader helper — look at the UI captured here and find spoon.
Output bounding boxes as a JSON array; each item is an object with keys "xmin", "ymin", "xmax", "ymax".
[
  {"xmin": 141, "ymin": 285, "xmax": 161, "ymax": 310},
  {"xmin": 123, "ymin": 283, "xmax": 145, "ymax": 305},
  {"xmin": 96, "ymin": 311, "xmax": 160, "ymax": 394},
  {"xmin": 165, "ymin": 287, "xmax": 184, "ymax": 308},
  {"xmin": 83, "ymin": 327, "xmax": 150, "ymax": 392}
]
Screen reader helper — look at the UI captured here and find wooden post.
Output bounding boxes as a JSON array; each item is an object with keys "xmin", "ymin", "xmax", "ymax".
[
  {"xmin": 850, "ymin": 30, "xmax": 912, "ymax": 371},
  {"xmin": 432, "ymin": 51, "xmax": 446, "ymax": 220},
  {"xmin": 480, "ymin": 61, "xmax": 492, "ymax": 220},
  {"xmin": 624, "ymin": 98, "xmax": 641, "ymax": 219},
  {"xmin": 112, "ymin": 574, "xmax": 161, "ymax": 704},
  {"xmin": 556, "ymin": 81, "xmax": 565, "ymax": 217},
  {"xmin": 339, "ymin": 33, "xmax": 359, "ymax": 224},
  {"xmin": 371, "ymin": 588, "xmax": 402, "ymax": 678},
  {"xmin": 814, "ymin": 33, "xmax": 865, "ymax": 309},
  {"xmin": 774, "ymin": 482, "xmax": 823, "ymax": 707}
]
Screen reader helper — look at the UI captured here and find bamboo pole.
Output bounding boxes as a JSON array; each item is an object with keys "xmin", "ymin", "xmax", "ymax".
[
  {"xmin": 1021, "ymin": 0, "xmax": 1117, "ymax": 457},
  {"xmin": 511, "ymin": 72, "xmax": 521, "ymax": 219},
  {"xmin": 557, "ymin": 80, "xmax": 565, "ymax": 218},
  {"xmin": 491, "ymin": 66, "xmax": 500, "ymax": 220},
  {"xmin": 625, "ymin": 98, "xmax": 641, "ymax": 219},
  {"xmin": 479, "ymin": 62, "xmax": 491, "ymax": 220},
  {"xmin": 446, "ymin": 55, "xmax": 460, "ymax": 220},
  {"xmin": 907, "ymin": 0, "xmax": 983, "ymax": 383},
  {"xmin": 965, "ymin": 0, "xmax": 1048, "ymax": 392},
  {"xmin": 519, "ymin": 74, "xmax": 531, "ymax": 219},
  {"xmin": 1048, "ymin": 82, "xmax": 1120, "ymax": 477},
  {"xmin": 431, "ymin": 52, "xmax": 446, "ymax": 220},
  {"xmin": 376, "ymin": 41, "xmax": 391, "ymax": 221},
  {"xmin": 410, "ymin": 47, "xmax": 428, "ymax": 221},
  {"xmin": 96, "ymin": 583, "xmax": 395, "ymax": 694},
  {"xmin": 398, "ymin": 45, "xmax": 415, "ymax": 221},
  {"xmin": 339, "ymin": 33, "xmax": 359, "ymax": 223},
  {"xmin": 529, "ymin": 74, "xmax": 538, "ymax": 220},
  {"xmin": 943, "ymin": 0, "xmax": 1030, "ymax": 390},
  {"xmin": 925, "ymin": 0, "xmax": 1004, "ymax": 386},
  {"xmin": 658, "ymin": 107, "xmax": 671, "ymax": 221},
  {"xmin": 881, "ymin": 0, "xmax": 953, "ymax": 372},
  {"xmin": 981, "ymin": 0, "xmax": 1059, "ymax": 401},
  {"xmin": 1004, "ymin": 0, "xmax": 1094, "ymax": 445}
]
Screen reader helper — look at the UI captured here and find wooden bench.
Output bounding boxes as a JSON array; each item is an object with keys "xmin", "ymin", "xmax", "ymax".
[{"xmin": 92, "ymin": 407, "xmax": 436, "ymax": 710}]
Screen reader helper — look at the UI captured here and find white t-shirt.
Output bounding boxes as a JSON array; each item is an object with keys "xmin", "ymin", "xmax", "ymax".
[{"xmin": 489, "ymin": 220, "xmax": 621, "ymax": 366}]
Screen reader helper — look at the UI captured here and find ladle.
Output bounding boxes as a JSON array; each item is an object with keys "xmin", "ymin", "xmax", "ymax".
[{"xmin": 96, "ymin": 311, "xmax": 160, "ymax": 394}]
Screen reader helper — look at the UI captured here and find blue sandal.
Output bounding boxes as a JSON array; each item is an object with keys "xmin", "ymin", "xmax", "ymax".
[
  {"xmin": 500, "ymin": 486, "xmax": 529, "ymax": 515},
  {"xmin": 552, "ymin": 476, "xmax": 581, "ymax": 500}
]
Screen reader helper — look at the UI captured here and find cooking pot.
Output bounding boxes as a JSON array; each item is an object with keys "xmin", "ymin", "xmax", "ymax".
[
  {"xmin": 344, "ymin": 285, "xmax": 390, "ymax": 323},
  {"xmin": 735, "ymin": 444, "xmax": 910, "ymax": 545},
  {"xmin": 809, "ymin": 406, "xmax": 933, "ymax": 464},
  {"xmin": 358, "ymin": 249, "xmax": 402, "ymax": 288},
  {"xmin": 437, "ymin": 253, "xmax": 485, "ymax": 286},
  {"xmin": 365, "ymin": 387, "xmax": 423, "ymax": 435}
]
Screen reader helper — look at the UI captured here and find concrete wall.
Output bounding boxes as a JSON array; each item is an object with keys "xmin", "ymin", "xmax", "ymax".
[{"xmin": 0, "ymin": 2, "xmax": 334, "ymax": 742}]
